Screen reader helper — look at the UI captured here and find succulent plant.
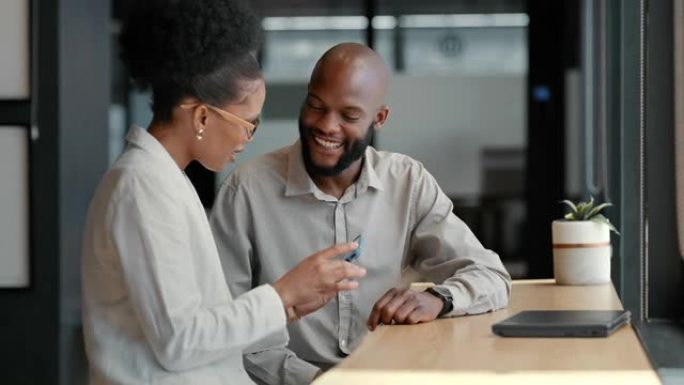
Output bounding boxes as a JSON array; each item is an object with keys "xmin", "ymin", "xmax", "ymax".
[{"xmin": 560, "ymin": 196, "xmax": 620, "ymax": 235}]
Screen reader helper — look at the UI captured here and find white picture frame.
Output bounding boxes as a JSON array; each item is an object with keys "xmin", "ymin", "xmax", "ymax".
[
  {"xmin": 675, "ymin": 0, "xmax": 684, "ymax": 261},
  {"xmin": 0, "ymin": 0, "xmax": 30, "ymax": 99},
  {"xmin": 0, "ymin": 127, "xmax": 29, "ymax": 287}
]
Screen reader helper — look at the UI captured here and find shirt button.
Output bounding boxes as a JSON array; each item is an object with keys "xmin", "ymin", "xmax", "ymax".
[{"xmin": 340, "ymin": 339, "xmax": 347, "ymax": 346}]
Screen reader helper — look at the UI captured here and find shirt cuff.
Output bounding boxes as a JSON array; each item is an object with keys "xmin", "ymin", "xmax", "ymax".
[
  {"xmin": 284, "ymin": 355, "xmax": 321, "ymax": 385},
  {"xmin": 243, "ymin": 328, "xmax": 289, "ymax": 355},
  {"xmin": 439, "ymin": 284, "xmax": 468, "ymax": 318}
]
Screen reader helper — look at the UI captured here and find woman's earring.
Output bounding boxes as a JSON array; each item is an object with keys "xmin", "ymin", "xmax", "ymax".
[{"xmin": 196, "ymin": 128, "xmax": 204, "ymax": 141}]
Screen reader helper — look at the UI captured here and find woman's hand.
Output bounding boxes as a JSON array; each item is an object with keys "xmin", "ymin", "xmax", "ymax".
[{"xmin": 272, "ymin": 242, "xmax": 366, "ymax": 320}]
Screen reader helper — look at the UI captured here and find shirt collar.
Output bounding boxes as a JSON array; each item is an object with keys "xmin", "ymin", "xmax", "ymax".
[
  {"xmin": 363, "ymin": 148, "xmax": 384, "ymax": 192},
  {"xmin": 125, "ymin": 125, "xmax": 183, "ymax": 174},
  {"xmin": 285, "ymin": 140, "xmax": 385, "ymax": 198}
]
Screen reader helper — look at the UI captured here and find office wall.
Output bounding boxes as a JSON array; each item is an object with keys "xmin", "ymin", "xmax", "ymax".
[
  {"xmin": 0, "ymin": 0, "xmax": 110, "ymax": 384},
  {"xmin": 58, "ymin": 0, "xmax": 111, "ymax": 383}
]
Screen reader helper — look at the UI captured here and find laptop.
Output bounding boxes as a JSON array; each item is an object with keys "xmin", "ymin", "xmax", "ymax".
[{"xmin": 491, "ymin": 310, "xmax": 631, "ymax": 338}]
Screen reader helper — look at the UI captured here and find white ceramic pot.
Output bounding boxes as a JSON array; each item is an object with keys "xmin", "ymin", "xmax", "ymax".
[{"xmin": 552, "ymin": 220, "xmax": 611, "ymax": 285}]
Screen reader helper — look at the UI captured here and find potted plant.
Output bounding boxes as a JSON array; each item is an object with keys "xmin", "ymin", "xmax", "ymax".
[{"xmin": 552, "ymin": 197, "xmax": 619, "ymax": 285}]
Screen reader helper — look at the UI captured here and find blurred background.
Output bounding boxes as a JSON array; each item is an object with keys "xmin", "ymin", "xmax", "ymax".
[
  {"xmin": 1, "ymin": 0, "xmax": 682, "ymax": 384},
  {"xmin": 115, "ymin": 0, "xmax": 573, "ymax": 282}
]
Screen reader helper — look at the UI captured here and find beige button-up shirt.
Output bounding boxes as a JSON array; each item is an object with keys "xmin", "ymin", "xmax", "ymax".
[
  {"xmin": 210, "ymin": 141, "xmax": 511, "ymax": 384},
  {"xmin": 82, "ymin": 126, "xmax": 288, "ymax": 385}
]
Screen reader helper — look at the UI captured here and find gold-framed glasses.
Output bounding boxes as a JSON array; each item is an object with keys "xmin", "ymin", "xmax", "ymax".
[{"xmin": 180, "ymin": 103, "xmax": 259, "ymax": 139}]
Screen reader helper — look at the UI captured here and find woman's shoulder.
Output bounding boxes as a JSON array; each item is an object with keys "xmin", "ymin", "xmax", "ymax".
[{"xmin": 100, "ymin": 150, "xmax": 182, "ymax": 207}]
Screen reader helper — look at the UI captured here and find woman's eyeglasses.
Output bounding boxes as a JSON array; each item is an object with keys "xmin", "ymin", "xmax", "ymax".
[{"xmin": 180, "ymin": 103, "xmax": 259, "ymax": 139}]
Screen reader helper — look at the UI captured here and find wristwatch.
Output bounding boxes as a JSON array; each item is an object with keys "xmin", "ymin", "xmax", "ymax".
[{"xmin": 425, "ymin": 286, "xmax": 454, "ymax": 317}]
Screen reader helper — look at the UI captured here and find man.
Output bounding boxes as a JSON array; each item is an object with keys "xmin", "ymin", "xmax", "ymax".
[{"xmin": 210, "ymin": 42, "xmax": 511, "ymax": 384}]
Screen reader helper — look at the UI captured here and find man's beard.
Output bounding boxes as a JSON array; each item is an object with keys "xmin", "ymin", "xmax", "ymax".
[{"xmin": 299, "ymin": 119, "xmax": 375, "ymax": 177}]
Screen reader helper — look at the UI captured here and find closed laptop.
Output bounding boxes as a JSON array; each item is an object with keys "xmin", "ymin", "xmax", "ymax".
[{"xmin": 492, "ymin": 310, "xmax": 631, "ymax": 338}]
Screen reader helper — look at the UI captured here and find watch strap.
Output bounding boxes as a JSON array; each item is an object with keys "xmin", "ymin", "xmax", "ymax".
[{"xmin": 426, "ymin": 286, "xmax": 454, "ymax": 317}]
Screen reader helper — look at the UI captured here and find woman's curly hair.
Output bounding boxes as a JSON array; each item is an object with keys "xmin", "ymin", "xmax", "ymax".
[{"xmin": 119, "ymin": 0, "xmax": 262, "ymax": 121}]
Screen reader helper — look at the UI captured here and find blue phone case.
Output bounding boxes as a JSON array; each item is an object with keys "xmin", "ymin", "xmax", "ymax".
[{"xmin": 343, "ymin": 235, "xmax": 364, "ymax": 262}]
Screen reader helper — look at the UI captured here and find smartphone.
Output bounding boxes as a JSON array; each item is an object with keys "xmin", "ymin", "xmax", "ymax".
[{"xmin": 342, "ymin": 234, "xmax": 364, "ymax": 262}]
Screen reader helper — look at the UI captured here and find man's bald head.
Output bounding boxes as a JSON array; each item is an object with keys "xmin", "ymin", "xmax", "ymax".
[
  {"xmin": 298, "ymin": 43, "xmax": 391, "ymax": 179},
  {"xmin": 310, "ymin": 43, "xmax": 389, "ymax": 106}
]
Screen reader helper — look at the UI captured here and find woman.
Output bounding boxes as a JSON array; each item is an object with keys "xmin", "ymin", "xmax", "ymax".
[{"xmin": 81, "ymin": 1, "xmax": 366, "ymax": 384}]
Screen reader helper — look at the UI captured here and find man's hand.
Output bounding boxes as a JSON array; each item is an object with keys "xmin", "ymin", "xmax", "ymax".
[{"xmin": 367, "ymin": 287, "xmax": 444, "ymax": 331}]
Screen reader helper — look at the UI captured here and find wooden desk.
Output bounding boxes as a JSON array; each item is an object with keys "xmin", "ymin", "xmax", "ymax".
[{"xmin": 315, "ymin": 279, "xmax": 660, "ymax": 385}]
